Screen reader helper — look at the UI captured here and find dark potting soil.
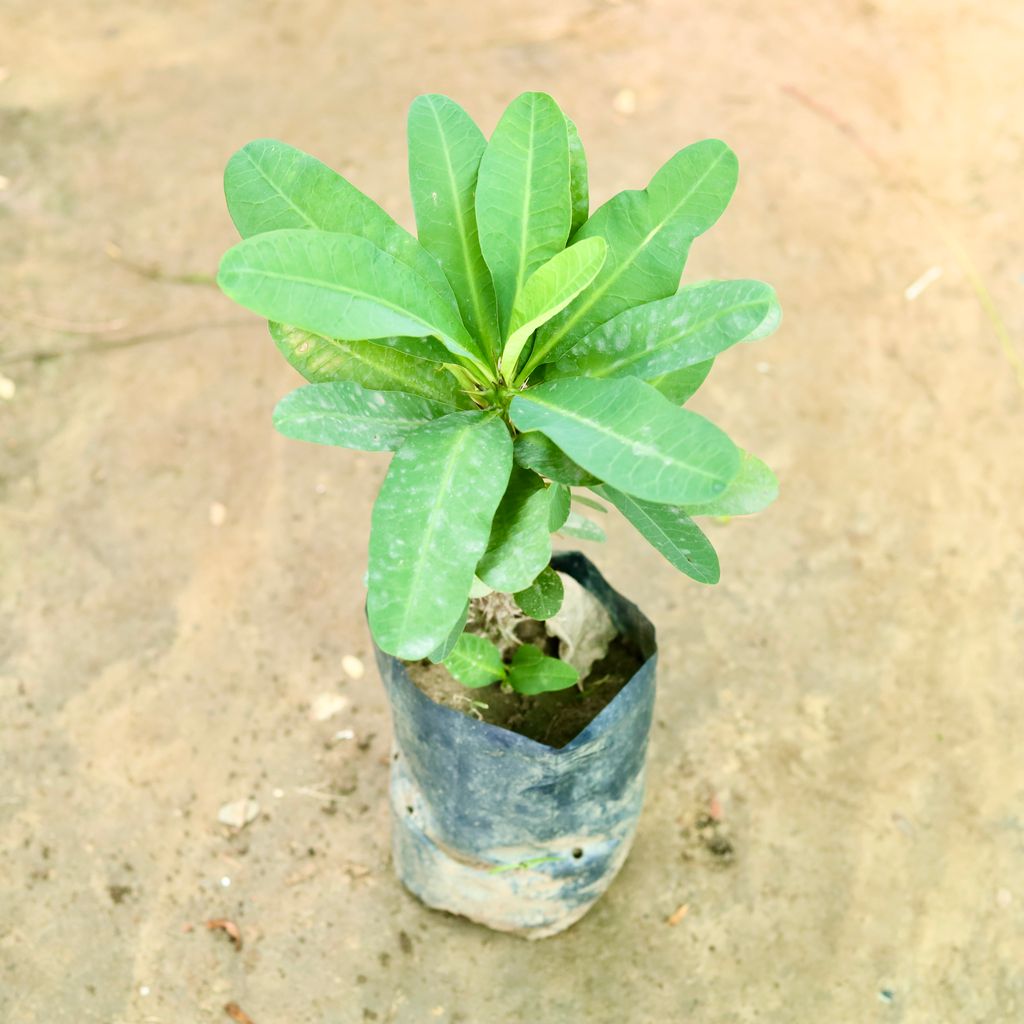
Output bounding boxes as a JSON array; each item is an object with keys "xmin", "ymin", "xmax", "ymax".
[{"xmin": 405, "ymin": 631, "xmax": 644, "ymax": 749}]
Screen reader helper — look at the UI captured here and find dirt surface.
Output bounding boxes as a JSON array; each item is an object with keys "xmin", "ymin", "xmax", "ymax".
[
  {"xmin": 2, "ymin": 1, "xmax": 1023, "ymax": 1021},
  {"xmin": 408, "ymin": 634, "xmax": 644, "ymax": 748}
]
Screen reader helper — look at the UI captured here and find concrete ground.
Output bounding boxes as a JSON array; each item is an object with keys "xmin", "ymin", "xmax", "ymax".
[{"xmin": 2, "ymin": 1, "xmax": 1022, "ymax": 1021}]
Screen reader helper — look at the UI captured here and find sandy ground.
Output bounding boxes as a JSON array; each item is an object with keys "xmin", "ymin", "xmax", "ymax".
[{"xmin": 2, "ymin": 0, "xmax": 1023, "ymax": 1020}]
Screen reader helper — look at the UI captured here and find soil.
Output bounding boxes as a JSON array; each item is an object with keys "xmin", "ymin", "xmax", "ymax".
[
  {"xmin": 407, "ymin": 631, "xmax": 644, "ymax": 748},
  {"xmin": 2, "ymin": 2, "xmax": 1024, "ymax": 1022}
]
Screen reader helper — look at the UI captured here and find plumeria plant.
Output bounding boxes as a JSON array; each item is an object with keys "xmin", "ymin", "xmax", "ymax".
[{"xmin": 218, "ymin": 92, "xmax": 780, "ymax": 695}]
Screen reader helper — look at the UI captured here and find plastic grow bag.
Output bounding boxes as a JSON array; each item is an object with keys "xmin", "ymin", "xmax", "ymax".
[{"xmin": 374, "ymin": 551, "xmax": 658, "ymax": 939}]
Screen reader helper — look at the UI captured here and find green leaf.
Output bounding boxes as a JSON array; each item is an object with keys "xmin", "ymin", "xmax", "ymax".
[
  {"xmin": 547, "ymin": 484, "xmax": 571, "ymax": 531},
  {"xmin": 566, "ymin": 117, "xmax": 589, "ymax": 236},
  {"xmin": 224, "ymin": 139, "xmax": 457, "ymax": 309},
  {"xmin": 501, "ymin": 238, "xmax": 607, "ymax": 381},
  {"xmin": 443, "ymin": 632, "xmax": 506, "ymax": 688},
  {"xmin": 596, "ymin": 485, "xmax": 719, "ymax": 584},
  {"xmin": 272, "ymin": 381, "xmax": 452, "ymax": 452},
  {"xmin": 558, "ymin": 510, "xmax": 606, "ymax": 543},
  {"xmin": 427, "ymin": 602, "xmax": 469, "ymax": 663},
  {"xmin": 514, "ymin": 567, "xmax": 565, "ymax": 620},
  {"xmin": 742, "ymin": 297, "xmax": 782, "ymax": 342},
  {"xmin": 573, "ymin": 493, "xmax": 607, "ymax": 514},
  {"xmin": 513, "ymin": 431, "xmax": 600, "ymax": 486},
  {"xmin": 269, "ymin": 323, "xmax": 469, "ymax": 406},
  {"xmin": 218, "ymin": 229, "xmax": 486, "ymax": 371},
  {"xmin": 476, "ymin": 467, "xmax": 555, "ymax": 593},
  {"xmin": 476, "ymin": 93, "xmax": 572, "ymax": 333},
  {"xmin": 521, "ymin": 140, "xmax": 739, "ymax": 376},
  {"xmin": 648, "ymin": 359, "xmax": 714, "ymax": 404},
  {"xmin": 683, "ymin": 451, "xmax": 778, "ymax": 517},
  {"xmin": 506, "ymin": 643, "xmax": 579, "ymax": 695},
  {"xmin": 367, "ymin": 412, "xmax": 512, "ymax": 658},
  {"xmin": 407, "ymin": 95, "xmax": 500, "ymax": 359},
  {"xmin": 510, "ymin": 377, "xmax": 740, "ymax": 504},
  {"xmin": 546, "ymin": 280, "xmax": 778, "ymax": 382}
]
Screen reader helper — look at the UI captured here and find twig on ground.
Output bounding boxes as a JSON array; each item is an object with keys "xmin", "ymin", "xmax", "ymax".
[
  {"xmin": 106, "ymin": 241, "xmax": 217, "ymax": 287},
  {"xmin": 0, "ymin": 319, "xmax": 251, "ymax": 367},
  {"xmin": 1, "ymin": 307, "xmax": 129, "ymax": 335},
  {"xmin": 781, "ymin": 82, "xmax": 1024, "ymax": 391}
]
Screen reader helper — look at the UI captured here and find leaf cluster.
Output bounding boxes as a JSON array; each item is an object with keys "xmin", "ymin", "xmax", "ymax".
[{"xmin": 218, "ymin": 93, "xmax": 782, "ymax": 667}]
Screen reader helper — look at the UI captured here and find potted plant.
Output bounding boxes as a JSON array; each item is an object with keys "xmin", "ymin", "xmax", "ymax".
[{"xmin": 217, "ymin": 92, "xmax": 780, "ymax": 939}]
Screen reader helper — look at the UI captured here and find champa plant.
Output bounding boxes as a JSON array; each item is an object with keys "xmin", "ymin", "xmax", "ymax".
[{"xmin": 218, "ymin": 92, "xmax": 780, "ymax": 695}]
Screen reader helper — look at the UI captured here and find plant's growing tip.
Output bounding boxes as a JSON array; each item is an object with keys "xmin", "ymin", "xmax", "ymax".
[{"xmin": 218, "ymin": 92, "xmax": 781, "ymax": 679}]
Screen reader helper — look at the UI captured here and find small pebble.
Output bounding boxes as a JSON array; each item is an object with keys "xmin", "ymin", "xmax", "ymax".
[
  {"xmin": 342, "ymin": 654, "xmax": 365, "ymax": 680},
  {"xmin": 333, "ymin": 729, "xmax": 356, "ymax": 741},
  {"xmin": 139, "ymin": 986, "xmax": 150, "ymax": 997},
  {"xmin": 612, "ymin": 87, "xmax": 637, "ymax": 115},
  {"xmin": 272, "ymin": 787, "xmax": 284, "ymax": 799},
  {"xmin": 310, "ymin": 692, "xmax": 350, "ymax": 721},
  {"xmin": 0, "ymin": 175, "xmax": 10, "ymax": 191},
  {"xmin": 997, "ymin": 888, "xmax": 1013, "ymax": 908},
  {"xmin": 220, "ymin": 876, "xmax": 231, "ymax": 888},
  {"xmin": 756, "ymin": 361, "xmax": 772, "ymax": 374},
  {"xmin": 0, "ymin": 373, "xmax": 15, "ymax": 400},
  {"xmin": 209, "ymin": 501, "xmax": 227, "ymax": 526},
  {"xmin": 217, "ymin": 798, "xmax": 260, "ymax": 829}
]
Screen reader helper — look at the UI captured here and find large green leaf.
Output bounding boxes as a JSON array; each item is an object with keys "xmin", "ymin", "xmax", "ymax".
[
  {"xmin": 513, "ymin": 431, "xmax": 600, "ymax": 486},
  {"xmin": 546, "ymin": 280, "xmax": 778, "ymax": 381},
  {"xmin": 514, "ymin": 567, "xmax": 564, "ymax": 620},
  {"xmin": 566, "ymin": 117, "xmax": 589, "ymax": 236},
  {"xmin": 476, "ymin": 467, "xmax": 554, "ymax": 593},
  {"xmin": 596, "ymin": 485, "xmax": 719, "ymax": 584},
  {"xmin": 269, "ymin": 323, "xmax": 469, "ymax": 406},
  {"xmin": 648, "ymin": 359, "xmax": 714, "ymax": 404},
  {"xmin": 224, "ymin": 139, "xmax": 457, "ymax": 308},
  {"xmin": 547, "ymin": 484, "xmax": 571, "ymax": 531},
  {"xmin": 427, "ymin": 601, "xmax": 469, "ymax": 663},
  {"xmin": 683, "ymin": 451, "xmax": 778, "ymax": 517},
  {"xmin": 500, "ymin": 238, "xmax": 607, "ymax": 381},
  {"xmin": 367, "ymin": 412, "xmax": 512, "ymax": 659},
  {"xmin": 520, "ymin": 140, "xmax": 738, "ymax": 378},
  {"xmin": 510, "ymin": 377, "xmax": 740, "ymax": 504},
  {"xmin": 476, "ymin": 93, "xmax": 572, "ymax": 333},
  {"xmin": 218, "ymin": 229, "xmax": 485, "ymax": 370},
  {"xmin": 558, "ymin": 510, "xmax": 606, "ymax": 542},
  {"xmin": 272, "ymin": 381, "xmax": 452, "ymax": 451},
  {"xmin": 443, "ymin": 633, "xmax": 506, "ymax": 688},
  {"xmin": 407, "ymin": 95, "xmax": 500, "ymax": 359},
  {"xmin": 506, "ymin": 644, "xmax": 579, "ymax": 695}
]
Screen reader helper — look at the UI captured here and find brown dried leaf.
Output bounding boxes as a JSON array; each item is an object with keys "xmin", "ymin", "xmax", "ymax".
[
  {"xmin": 224, "ymin": 1002, "xmax": 255, "ymax": 1024},
  {"xmin": 667, "ymin": 903, "xmax": 689, "ymax": 926},
  {"xmin": 206, "ymin": 918, "xmax": 243, "ymax": 950}
]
